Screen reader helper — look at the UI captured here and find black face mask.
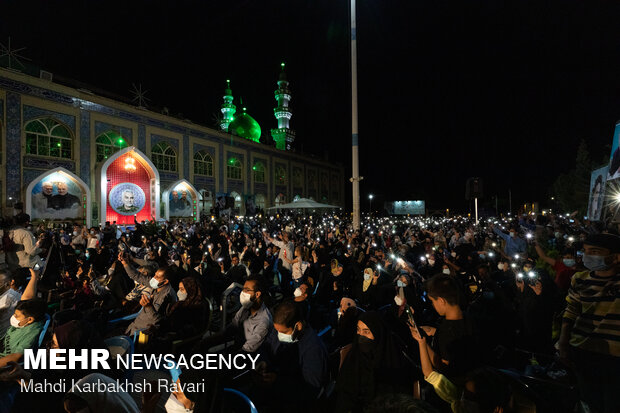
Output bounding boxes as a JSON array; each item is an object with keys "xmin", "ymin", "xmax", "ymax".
[{"xmin": 357, "ymin": 335, "xmax": 376, "ymax": 354}]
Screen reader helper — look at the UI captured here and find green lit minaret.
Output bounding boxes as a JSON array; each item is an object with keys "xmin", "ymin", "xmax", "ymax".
[
  {"xmin": 220, "ymin": 79, "xmax": 236, "ymax": 132},
  {"xmin": 270, "ymin": 62, "xmax": 296, "ymax": 150}
]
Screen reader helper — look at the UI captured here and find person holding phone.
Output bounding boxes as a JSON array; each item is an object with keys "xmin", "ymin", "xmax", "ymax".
[{"xmin": 119, "ymin": 252, "xmax": 176, "ymax": 336}]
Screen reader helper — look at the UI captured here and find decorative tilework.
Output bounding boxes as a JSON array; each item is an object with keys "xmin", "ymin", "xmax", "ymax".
[
  {"xmin": 23, "ymin": 105, "xmax": 76, "ymax": 131},
  {"xmin": 254, "ymin": 183, "xmax": 268, "ymax": 194},
  {"xmin": 6, "ymin": 93, "xmax": 20, "ymax": 202},
  {"xmin": 80, "ymin": 110, "xmax": 90, "ymax": 186},
  {"xmin": 23, "ymin": 156, "xmax": 75, "ymax": 171},
  {"xmin": 138, "ymin": 124, "xmax": 146, "ymax": 152},
  {"xmin": 227, "ymin": 152, "xmax": 244, "ymax": 162},
  {"xmin": 192, "ymin": 143, "xmax": 215, "ymax": 157},
  {"xmin": 183, "ymin": 135, "xmax": 189, "ymax": 179},
  {"xmin": 150, "ymin": 134, "xmax": 179, "ymax": 150},
  {"xmin": 23, "ymin": 169, "xmax": 45, "ymax": 188},
  {"xmin": 0, "ymin": 77, "xmax": 73, "ymax": 106},
  {"xmin": 194, "ymin": 176, "xmax": 215, "ymax": 190},
  {"xmin": 159, "ymin": 172, "xmax": 179, "ymax": 181},
  {"xmin": 228, "ymin": 180, "xmax": 244, "ymax": 194}
]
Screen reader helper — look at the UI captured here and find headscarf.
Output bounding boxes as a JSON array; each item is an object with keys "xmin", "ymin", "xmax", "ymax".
[
  {"xmin": 362, "ymin": 268, "xmax": 373, "ymax": 292},
  {"xmin": 169, "ymin": 276, "xmax": 203, "ymax": 314},
  {"xmin": 335, "ymin": 312, "xmax": 405, "ymax": 411}
]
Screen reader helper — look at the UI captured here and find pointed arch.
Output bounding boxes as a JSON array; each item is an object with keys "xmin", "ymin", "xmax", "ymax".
[
  {"xmin": 100, "ymin": 146, "xmax": 161, "ymax": 225},
  {"xmin": 26, "ymin": 167, "xmax": 91, "ymax": 227},
  {"xmin": 163, "ymin": 179, "xmax": 202, "ymax": 221}
]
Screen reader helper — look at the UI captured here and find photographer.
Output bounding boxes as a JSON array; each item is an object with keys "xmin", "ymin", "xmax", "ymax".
[{"xmin": 6, "ymin": 214, "xmax": 41, "ymax": 271}]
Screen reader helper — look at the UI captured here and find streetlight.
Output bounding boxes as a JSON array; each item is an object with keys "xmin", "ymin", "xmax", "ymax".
[
  {"xmin": 368, "ymin": 194, "xmax": 374, "ymax": 213},
  {"xmin": 350, "ymin": 0, "xmax": 361, "ymax": 231}
]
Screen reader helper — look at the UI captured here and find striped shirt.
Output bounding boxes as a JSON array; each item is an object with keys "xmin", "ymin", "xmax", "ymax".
[{"xmin": 564, "ymin": 270, "xmax": 620, "ymax": 357}]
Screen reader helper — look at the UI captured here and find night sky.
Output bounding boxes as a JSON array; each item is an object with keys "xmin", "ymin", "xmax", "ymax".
[{"xmin": 2, "ymin": 0, "xmax": 620, "ymax": 213}]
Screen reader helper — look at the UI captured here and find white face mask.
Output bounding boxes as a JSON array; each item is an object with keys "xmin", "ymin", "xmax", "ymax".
[
  {"xmin": 177, "ymin": 291, "xmax": 188, "ymax": 301},
  {"xmin": 394, "ymin": 295, "xmax": 404, "ymax": 306},
  {"xmin": 239, "ymin": 291, "xmax": 253, "ymax": 307},
  {"xmin": 149, "ymin": 277, "xmax": 160, "ymax": 289},
  {"xmin": 293, "ymin": 288, "xmax": 302, "ymax": 298},
  {"xmin": 164, "ymin": 393, "xmax": 192, "ymax": 413},
  {"xmin": 428, "ymin": 259, "xmax": 435, "ymax": 266},
  {"xmin": 497, "ymin": 263, "xmax": 505, "ymax": 271},
  {"xmin": 451, "ymin": 252, "xmax": 457, "ymax": 258},
  {"xmin": 278, "ymin": 323, "xmax": 299, "ymax": 343},
  {"xmin": 442, "ymin": 268, "xmax": 451, "ymax": 275},
  {"xmin": 73, "ymin": 231, "xmax": 78, "ymax": 236},
  {"xmin": 10, "ymin": 315, "xmax": 25, "ymax": 328}
]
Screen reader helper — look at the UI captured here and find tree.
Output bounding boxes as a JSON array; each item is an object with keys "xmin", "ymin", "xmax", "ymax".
[{"xmin": 551, "ymin": 139, "xmax": 592, "ymax": 216}]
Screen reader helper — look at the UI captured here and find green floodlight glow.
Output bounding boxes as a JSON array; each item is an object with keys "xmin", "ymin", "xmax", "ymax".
[
  {"xmin": 229, "ymin": 158, "xmax": 235, "ymax": 164},
  {"xmin": 281, "ymin": 62, "xmax": 285, "ymax": 68},
  {"xmin": 252, "ymin": 166, "xmax": 256, "ymax": 171},
  {"xmin": 57, "ymin": 142, "xmax": 61, "ymax": 147}
]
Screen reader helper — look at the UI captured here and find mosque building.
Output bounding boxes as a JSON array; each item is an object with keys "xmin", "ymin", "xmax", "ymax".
[{"xmin": 0, "ymin": 62, "xmax": 344, "ymax": 226}]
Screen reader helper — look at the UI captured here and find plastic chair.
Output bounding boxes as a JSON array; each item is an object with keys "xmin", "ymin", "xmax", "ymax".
[
  {"xmin": 104, "ymin": 335, "xmax": 134, "ymax": 360},
  {"xmin": 317, "ymin": 325, "xmax": 332, "ymax": 337},
  {"xmin": 104, "ymin": 335, "xmax": 136, "ymax": 381},
  {"xmin": 223, "ymin": 388, "xmax": 259, "ymax": 413},
  {"xmin": 37, "ymin": 314, "xmax": 51, "ymax": 348},
  {"xmin": 108, "ymin": 308, "xmax": 142, "ymax": 324}
]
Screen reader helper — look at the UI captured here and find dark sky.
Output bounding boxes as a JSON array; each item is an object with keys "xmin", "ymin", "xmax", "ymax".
[{"xmin": 2, "ymin": 0, "xmax": 620, "ymax": 213}]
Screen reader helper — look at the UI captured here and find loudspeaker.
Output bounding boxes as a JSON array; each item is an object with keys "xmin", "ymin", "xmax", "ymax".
[{"xmin": 466, "ymin": 177, "xmax": 483, "ymax": 200}]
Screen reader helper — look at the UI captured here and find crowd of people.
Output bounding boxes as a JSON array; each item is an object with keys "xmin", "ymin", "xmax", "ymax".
[{"xmin": 0, "ymin": 209, "xmax": 617, "ymax": 413}]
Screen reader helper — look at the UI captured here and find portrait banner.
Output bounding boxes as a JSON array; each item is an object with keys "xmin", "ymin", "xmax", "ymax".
[{"xmin": 109, "ymin": 183, "xmax": 146, "ymax": 216}]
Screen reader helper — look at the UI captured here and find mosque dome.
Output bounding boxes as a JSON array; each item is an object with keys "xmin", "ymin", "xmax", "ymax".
[{"xmin": 228, "ymin": 109, "xmax": 261, "ymax": 142}]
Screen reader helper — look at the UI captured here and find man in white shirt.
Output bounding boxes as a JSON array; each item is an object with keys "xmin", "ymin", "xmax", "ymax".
[
  {"xmin": 8, "ymin": 215, "xmax": 41, "ymax": 270},
  {"xmin": 264, "ymin": 231, "xmax": 294, "ymax": 272}
]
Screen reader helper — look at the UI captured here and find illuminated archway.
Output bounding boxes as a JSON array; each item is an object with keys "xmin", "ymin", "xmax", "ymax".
[
  {"xmin": 100, "ymin": 146, "xmax": 160, "ymax": 225},
  {"xmin": 26, "ymin": 167, "xmax": 91, "ymax": 227},
  {"xmin": 163, "ymin": 179, "xmax": 202, "ymax": 222}
]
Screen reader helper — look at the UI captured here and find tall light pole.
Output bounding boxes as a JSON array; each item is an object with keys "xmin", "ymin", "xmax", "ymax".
[
  {"xmin": 368, "ymin": 194, "xmax": 374, "ymax": 213},
  {"xmin": 350, "ymin": 0, "xmax": 362, "ymax": 231}
]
